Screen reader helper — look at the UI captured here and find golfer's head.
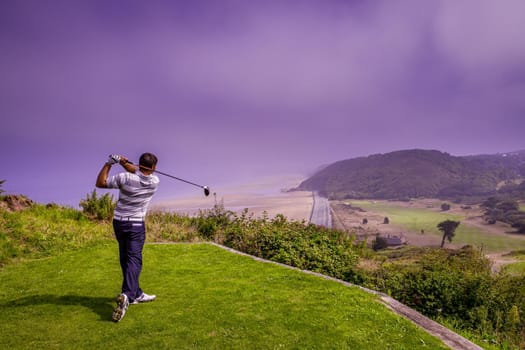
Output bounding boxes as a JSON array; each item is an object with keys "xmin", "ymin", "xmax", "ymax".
[{"xmin": 139, "ymin": 153, "xmax": 158, "ymax": 174}]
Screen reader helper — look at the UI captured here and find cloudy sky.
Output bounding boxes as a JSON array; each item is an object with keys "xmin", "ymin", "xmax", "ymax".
[{"xmin": 1, "ymin": 0, "xmax": 524, "ymax": 205}]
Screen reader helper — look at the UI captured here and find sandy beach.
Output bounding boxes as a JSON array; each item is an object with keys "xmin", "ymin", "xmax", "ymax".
[{"xmin": 151, "ymin": 175, "xmax": 314, "ymax": 222}]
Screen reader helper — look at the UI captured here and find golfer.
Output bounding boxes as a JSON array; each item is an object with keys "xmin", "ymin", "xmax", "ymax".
[{"xmin": 96, "ymin": 153, "xmax": 160, "ymax": 322}]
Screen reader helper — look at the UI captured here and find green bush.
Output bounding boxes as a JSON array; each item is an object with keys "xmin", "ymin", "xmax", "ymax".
[
  {"xmin": 441, "ymin": 203, "xmax": 451, "ymax": 211},
  {"xmin": 373, "ymin": 236, "xmax": 388, "ymax": 251},
  {"xmin": 363, "ymin": 246, "xmax": 525, "ymax": 348},
  {"xmin": 190, "ymin": 200, "xmax": 234, "ymax": 240},
  {"xmin": 79, "ymin": 189, "xmax": 116, "ymax": 221}
]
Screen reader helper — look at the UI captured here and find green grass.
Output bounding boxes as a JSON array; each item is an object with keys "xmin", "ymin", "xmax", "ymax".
[
  {"xmin": 0, "ymin": 204, "xmax": 113, "ymax": 266},
  {"xmin": 501, "ymin": 251, "xmax": 525, "ymax": 275},
  {"xmin": 503, "ymin": 261, "xmax": 525, "ymax": 275},
  {"xmin": 348, "ymin": 200, "xmax": 525, "ymax": 253},
  {"xmin": 0, "ymin": 243, "xmax": 448, "ymax": 349}
]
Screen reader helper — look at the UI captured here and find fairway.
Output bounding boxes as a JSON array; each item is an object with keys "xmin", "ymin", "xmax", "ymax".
[
  {"xmin": 346, "ymin": 200, "xmax": 525, "ymax": 253},
  {"xmin": 0, "ymin": 243, "xmax": 448, "ymax": 349}
]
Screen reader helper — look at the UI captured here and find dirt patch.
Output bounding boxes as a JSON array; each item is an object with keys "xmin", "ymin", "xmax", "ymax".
[
  {"xmin": 0, "ymin": 195, "xmax": 34, "ymax": 211},
  {"xmin": 486, "ymin": 252, "xmax": 522, "ymax": 273}
]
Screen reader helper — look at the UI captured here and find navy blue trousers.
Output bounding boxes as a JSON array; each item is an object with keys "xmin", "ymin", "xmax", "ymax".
[{"xmin": 113, "ymin": 220, "xmax": 145, "ymax": 302}]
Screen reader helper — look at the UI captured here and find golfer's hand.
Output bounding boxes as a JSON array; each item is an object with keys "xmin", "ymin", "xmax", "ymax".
[{"xmin": 107, "ymin": 154, "xmax": 121, "ymax": 165}]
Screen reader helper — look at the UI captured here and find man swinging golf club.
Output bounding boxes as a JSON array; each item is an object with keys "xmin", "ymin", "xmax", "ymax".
[{"xmin": 96, "ymin": 153, "xmax": 159, "ymax": 322}]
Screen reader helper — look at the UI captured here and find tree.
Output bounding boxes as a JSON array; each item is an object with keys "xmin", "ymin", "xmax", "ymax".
[
  {"xmin": 497, "ymin": 200, "xmax": 519, "ymax": 212},
  {"xmin": 481, "ymin": 196, "xmax": 499, "ymax": 209},
  {"xmin": 0, "ymin": 179, "xmax": 5, "ymax": 195},
  {"xmin": 437, "ymin": 219, "xmax": 460, "ymax": 248},
  {"xmin": 441, "ymin": 203, "xmax": 451, "ymax": 211},
  {"xmin": 511, "ymin": 222, "xmax": 525, "ymax": 234},
  {"xmin": 383, "ymin": 217, "xmax": 390, "ymax": 224},
  {"xmin": 373, "ymin": 236, "xmax": 388, "ymax": 251},
  {"xmin": 362, "ymin": 218, "xmax": 368, "ymax": 224}
]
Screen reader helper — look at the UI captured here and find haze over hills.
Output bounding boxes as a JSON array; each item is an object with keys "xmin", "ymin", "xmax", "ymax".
[{"xmin": 296, "ymin": 149, "xmax": 525, "ymax": 200}]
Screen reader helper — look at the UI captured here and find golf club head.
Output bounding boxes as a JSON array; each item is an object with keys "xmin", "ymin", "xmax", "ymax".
[{"xmin": 203, "ymin": 186, "xmax": 210, "ymax": 197}]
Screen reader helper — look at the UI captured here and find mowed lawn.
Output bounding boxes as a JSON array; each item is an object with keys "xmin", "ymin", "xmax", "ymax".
[
  {"xmin": 349, "ymin": 200, "xmax": 525, "ymax": 252},
  {"xmin": 0, "ymin": 243, "xmax": 448, "ymax": 349}
]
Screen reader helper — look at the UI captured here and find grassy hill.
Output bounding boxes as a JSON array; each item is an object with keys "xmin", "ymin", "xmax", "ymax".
[
  {"xmin": 296, "ymin": 149, "xmax": 525, "ymax": 200},
  {"xmin": 2, "ymin": 196, "xmax": 523, "ymax": 349},
  {"xmin": 0, "ymin": 243, "xmax": 449, "ymax": 349}
]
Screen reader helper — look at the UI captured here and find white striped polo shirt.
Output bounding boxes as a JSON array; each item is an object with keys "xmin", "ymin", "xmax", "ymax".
[{"xmin": 106, "ymin": 172, "xmax": 160, "ymax": 219}]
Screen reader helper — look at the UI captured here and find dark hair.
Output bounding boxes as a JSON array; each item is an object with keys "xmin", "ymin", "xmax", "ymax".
[{"xmin": 139, "ymin": 153, "xmax": 158, "ymax": 169}]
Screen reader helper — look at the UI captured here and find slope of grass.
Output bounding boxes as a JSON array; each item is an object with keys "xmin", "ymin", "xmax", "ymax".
[
  {"xmin": 349, "ymin": 200, "xmax": 525, "ymax": 252},
  {"xmin": 502, "ymin": 251, "xmax": 525, "ymax": 275},
  {"xmin": 0, "ymin": 243, "xmax": 448, "ymax": 349},
  {"xmin": 0, "ymin": 204, "xmax": 113, "ymax": 266}
]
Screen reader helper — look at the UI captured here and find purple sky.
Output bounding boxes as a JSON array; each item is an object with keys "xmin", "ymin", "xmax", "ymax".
[{"xmin": 1, "ymin": 0, "xmax": 525, "ymax": 206}]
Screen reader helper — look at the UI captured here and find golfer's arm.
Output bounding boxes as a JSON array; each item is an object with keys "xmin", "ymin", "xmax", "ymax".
[
  {"xmin": 96, "ymin": 163, "xmax": 112, "ymax": 188},
  {"xmin": 120, "ymin": 160, "xmax": 136, "ymax": 174}
]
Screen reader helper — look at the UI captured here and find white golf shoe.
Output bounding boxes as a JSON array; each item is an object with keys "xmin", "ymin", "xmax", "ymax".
[{"xmin": 132, "ymin": 292, "xmax": 156, "ymax": 304}]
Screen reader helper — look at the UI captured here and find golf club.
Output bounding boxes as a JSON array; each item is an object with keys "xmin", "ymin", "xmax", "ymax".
[{"xmin": 117, "ymin": 157, "xmax": 210, "ymax": 196}]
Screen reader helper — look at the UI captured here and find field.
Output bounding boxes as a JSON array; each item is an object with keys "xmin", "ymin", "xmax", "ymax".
[
  {"xmin": 0, "ymin": 243, "xmax": 448, "ymax": 350},
  {"xmin": 331, "ymin": 199, "xmax": 525, "ymax": 254},
  {"xmin": 500, "ymin": 251, "xmax": 525, "ymax": 275}
]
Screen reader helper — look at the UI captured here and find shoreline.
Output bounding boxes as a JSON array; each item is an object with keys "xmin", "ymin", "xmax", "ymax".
[{"xmin": 151, "ymin": 175, "xmax": 314, "ymax": 222}]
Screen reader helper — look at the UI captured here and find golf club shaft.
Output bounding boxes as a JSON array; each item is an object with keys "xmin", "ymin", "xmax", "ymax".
[
  {"xmin": 125, "ymin": 160, "xmax": 206, "ymax": 189},
  {"xmin": 152, "ymin": 169, "xmax": 205, "ymax": 189}
]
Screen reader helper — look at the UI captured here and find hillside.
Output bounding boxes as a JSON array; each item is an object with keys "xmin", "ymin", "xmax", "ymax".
[
  {"xmin": 0, "ymin": 243, "xmax": 452, "ymax": 349},
  {"xmin": 296, "ymin": 149, "xmax": 525, "ymax": 200},
  {"xmin": 2, "ymin": 195, "xmax": 523, "ymax": 348}
]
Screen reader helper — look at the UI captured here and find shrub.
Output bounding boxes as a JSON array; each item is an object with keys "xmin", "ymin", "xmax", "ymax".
[
  {"xmin": 146, "ymin": 212, "xmax": 199, "ymax": 242},
  {"xmin": 364, "ymin": 246, "xmax": 525, "ymax": 348},
  {"xmin": 373, "ymin": 236, "xmax": 388, "ymax": 251},
  {"xmin": 497, "ymin": 200, "xmax": 520, "ymax": 212},
  {"xmin": 79, "ymin": 189, "xmax": 116, "ymax": 221},
  {"xmin": 207, "ymin": 209, "xmax": 360, "ymax": 281},
  {"xmin": 511, "ymin": 222, "xmax": 525, "ymax": 234},
  {"xmin": 441, "ymin": 203, "xmax": 451, "ymax": 211},
  {"xmin": 191, "ymin": 199, "xmax": 233, "ymax": 240}
]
